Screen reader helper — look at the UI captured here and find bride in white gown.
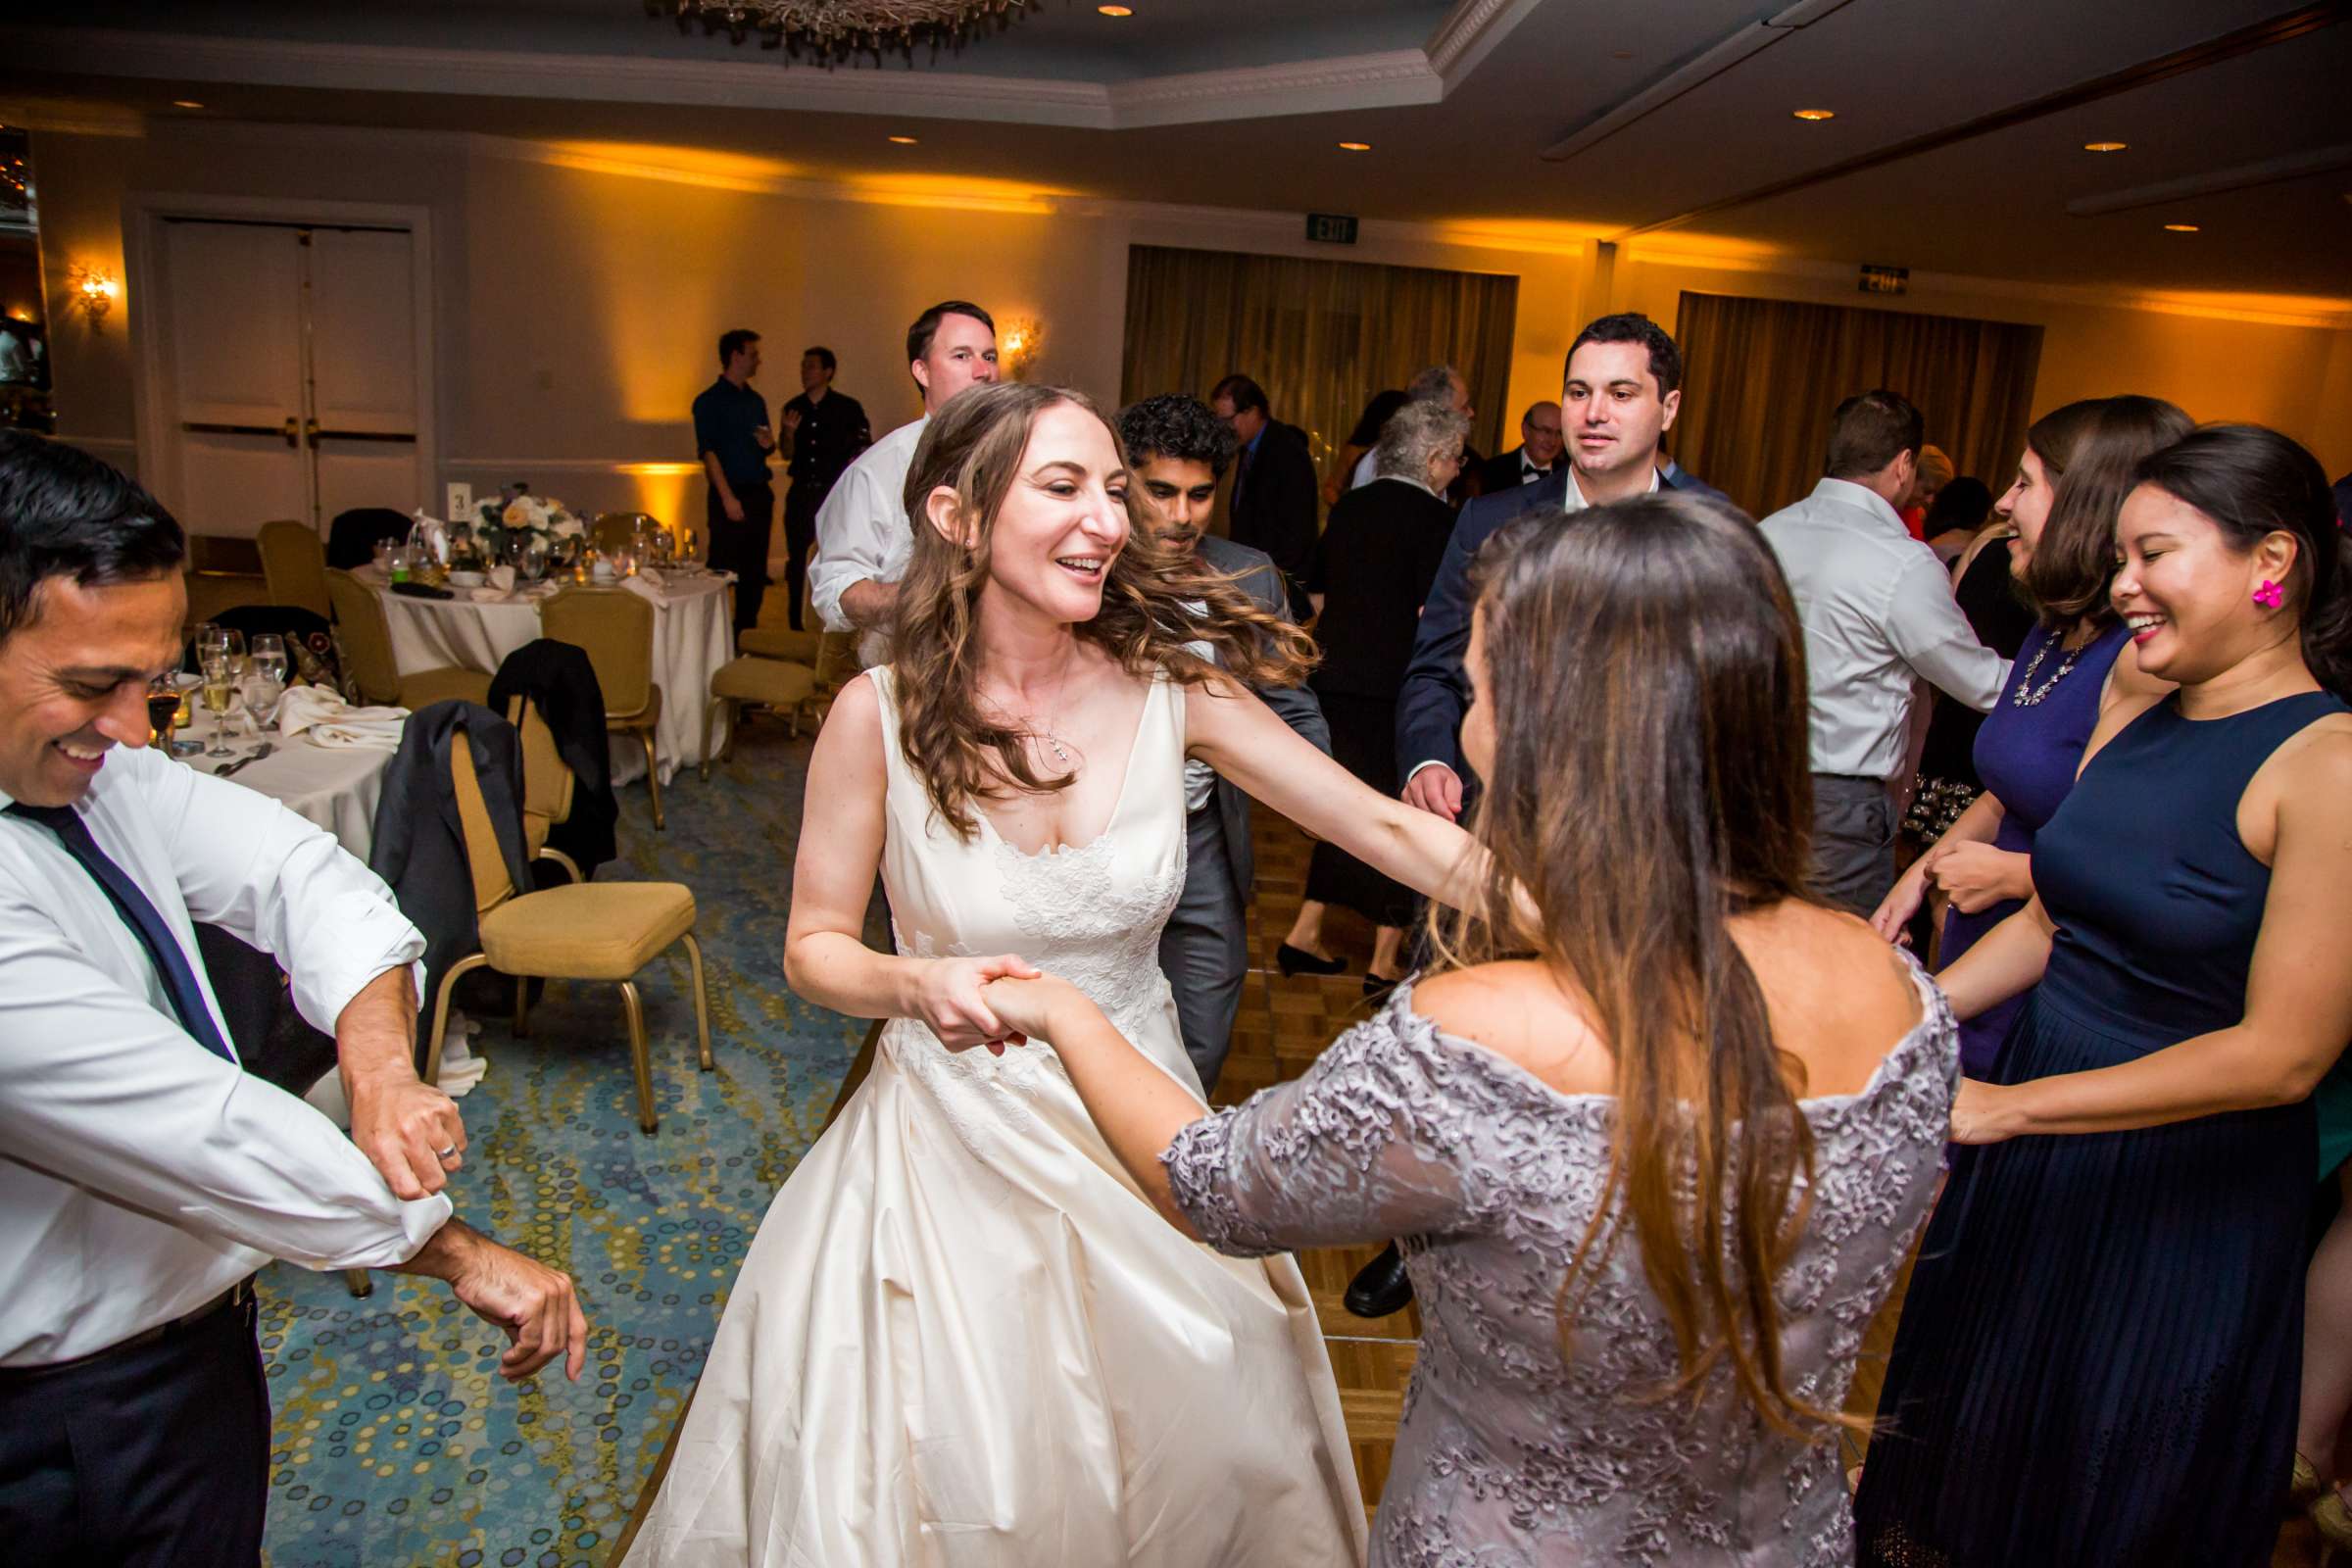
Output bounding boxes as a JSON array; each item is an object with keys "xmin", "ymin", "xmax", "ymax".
[{"xmin": 622, "ymin": 383, "xmax": 1484, "ymax": 1567}]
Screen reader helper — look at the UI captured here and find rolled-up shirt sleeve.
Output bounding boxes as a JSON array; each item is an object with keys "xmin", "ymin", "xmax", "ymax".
[
  {"xmin": 0, "ymin": 888, "xmax": 450, "ymax": 1270},
  {"xmin": 1887, "ymin": 553, "xmax": 2009, "ymax": 712},
  {"xmin": 141, "ymin": 755, "xmax": 424, "ymax": 1034},
  {"xmin": 1163, "ymin": 1010, "xmax": 1479, "ymax": 1256},
  {"xmin": 810, "ymin": 461, "xmax": 889, "ymax": 635}
]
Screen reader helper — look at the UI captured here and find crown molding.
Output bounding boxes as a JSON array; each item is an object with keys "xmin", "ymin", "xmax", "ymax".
[{"xmin": 1, "ymin": 4, "xmax": 1546, "ymax": 133}]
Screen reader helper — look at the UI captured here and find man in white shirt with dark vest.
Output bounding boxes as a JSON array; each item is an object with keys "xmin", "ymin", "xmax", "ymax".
[
  {"xmin": 1757, "ymin": 390, "xmax": 2007, "ymax": 912},
  {"xmin": 808, "ymin": 299, "xmax": 999, "ymax": 667},
  {"xmin": 0, "ymin": 433, "xmax": 586, "ymax": 1567}
]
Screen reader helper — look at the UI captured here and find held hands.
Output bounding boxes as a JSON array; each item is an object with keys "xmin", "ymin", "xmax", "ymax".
[
  {"xmin": 914, "ymin": 954, "xmax": 1045, "ymax": 1053},
  {"xmin": 1401, "ymin": 763, "xmax": 1463, "ymax": 821},
  {"xmin": 1931, "ymin": 842, "xmax": 2030, "ymax": 915},
  {"xmin": 349, "ymin": 1068, "xmax": 467, "ymax": 1200},
  {"xmin": 975, "ymin": 975, "xmax": 1095, "ymax": 1049}
]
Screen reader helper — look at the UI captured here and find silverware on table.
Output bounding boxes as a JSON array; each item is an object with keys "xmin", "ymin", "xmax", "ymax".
[{"xmin": 216, "ymin": 741, "xmax": 276, "ymax": 779}]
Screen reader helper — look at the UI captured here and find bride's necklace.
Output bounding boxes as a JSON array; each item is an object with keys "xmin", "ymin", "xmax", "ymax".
[{"xmin": 983, "ymin": 671, "xmax": 1077, "ymax": 769}]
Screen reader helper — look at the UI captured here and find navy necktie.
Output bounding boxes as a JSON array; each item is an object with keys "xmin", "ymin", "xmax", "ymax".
[{"xmin": 8, "ymin": 801, "xmax": 236, "ymax": 1062}]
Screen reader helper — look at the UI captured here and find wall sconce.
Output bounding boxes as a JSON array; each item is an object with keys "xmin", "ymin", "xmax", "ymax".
[
  {"xmin": 67, "ymin": 265, "xmax": 120, "ymax": 330},
  {"xmin": 999, "ymin": 316, "xmax": 1044, "ymax": 379}
]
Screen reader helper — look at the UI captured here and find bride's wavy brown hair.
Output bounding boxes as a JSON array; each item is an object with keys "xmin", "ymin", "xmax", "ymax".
[
  {"xmin": 1430, "ymin": 493, "xmax": 1851, "ymax": 1440},
  {"xmin": 889, "ymin": 381, "xmax": 1314, "ymax": 838}
]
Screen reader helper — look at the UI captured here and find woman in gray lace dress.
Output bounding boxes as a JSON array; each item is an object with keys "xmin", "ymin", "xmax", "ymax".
[{"xmin": 982, "ymin": 494, "xmax": 1960, "ymax": 1566}]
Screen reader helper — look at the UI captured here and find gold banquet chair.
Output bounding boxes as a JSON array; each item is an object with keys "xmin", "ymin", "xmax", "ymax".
[
  {"xmin": 539, "ymin": 585, "xmax": 666, "ymax": 830},
  {"xmin": 425, "ymin": 736, "xmax": 712, "ymax": 1135},
  {"xmin": 256, "ymin": 519, "xmax": 332, "ymax": 618},
  {"xmin": 322, "ymin": 569, "xmax": 491, "ymax": 710},
  {"xmin": 700, "ymin": 585, "xmax": 823, "ymax": 779}
]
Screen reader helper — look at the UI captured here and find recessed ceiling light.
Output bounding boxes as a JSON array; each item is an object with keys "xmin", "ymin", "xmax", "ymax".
[
  {"xmin": 1791, "ymin": 108, "xmax": 1836, "ymax": 122},
  {"xmin": 172, "ymin": 99, "xmax": 205, "ymax": 110},
  {"xmin": 888, "ymin": 134, "xmax": 918, "ymax": 145},
  {"xmin": 2082, "ymin": 140, "xmax": 2128, "ymax": 152},
  {"xmin": 1097, "ymin": 4, "xmax": 1132, "ymax": 13},
  {"xmin": 2163, "ymin": 222, "xmax": 2201, "ymax": 232},
  {"xmin": 1338, "ymin": 141, "xmax": 1372, "ymax": 152}
]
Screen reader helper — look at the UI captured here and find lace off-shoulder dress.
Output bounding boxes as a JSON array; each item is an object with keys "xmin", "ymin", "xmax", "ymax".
[{"xmin": 1166, "ymin": 969, "xmax": 1958, "ymax": 1567}]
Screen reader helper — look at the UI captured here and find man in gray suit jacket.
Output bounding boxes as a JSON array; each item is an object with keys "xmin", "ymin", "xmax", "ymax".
[{"xmin": 1118, "ymin": 395, "xmax": 1331, "ymax": 1094}]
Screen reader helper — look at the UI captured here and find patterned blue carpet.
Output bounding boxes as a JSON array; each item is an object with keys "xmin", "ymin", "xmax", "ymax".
[{"xmin": 257, "ymin": 720, "xmax": 864, "ymax": 1568}]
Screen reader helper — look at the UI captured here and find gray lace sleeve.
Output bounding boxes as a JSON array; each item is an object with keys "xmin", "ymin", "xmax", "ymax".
[{"xmin": 1162, "ymin": 1006, "xmax": 1486, "ymax": 1258}]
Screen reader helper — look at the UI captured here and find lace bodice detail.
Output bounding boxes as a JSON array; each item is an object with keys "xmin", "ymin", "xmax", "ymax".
[
  {"xmin": 865, "ymin": 667, "xmax": 1197, "ymax": 1127},
  {"xmin": 1166, "ymin": 960, "xmax": 1959, "ymax": 1566}
]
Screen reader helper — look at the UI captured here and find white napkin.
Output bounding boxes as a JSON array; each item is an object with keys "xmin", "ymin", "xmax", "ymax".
[
  {"xmin": 635, "ymin": 566, "xmax": 665, "ymax": 591},
  {"xmin": 277, "ymin": 685, "xmax": 410, "ymax": 750},
  {"xmin": 488, "ymin": 564, "xmax": 516, "ymax": 593},
  {"xmin": 467, "ymin": 587, "xmax": 512, "ymax": 604},
  {"xmin": 622, "ymin": 573, "xmax": 665, "ymax": 605}
]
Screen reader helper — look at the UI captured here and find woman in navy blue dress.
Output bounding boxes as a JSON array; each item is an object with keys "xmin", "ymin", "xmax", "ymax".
[
  {"xmin": 1854, "ymin": 424, "xmax": 2352, "ymax": 1566},
  {"xmin": 1872, "ymin": 397, "xmax": 2188, "ymax": 1073}
]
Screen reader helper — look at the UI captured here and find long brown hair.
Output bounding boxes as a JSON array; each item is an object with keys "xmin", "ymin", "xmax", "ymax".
[
  {"xmin": 889, "ymin": 381, "xmax": 1314, "ymax": 837},
  {"xmin": 1434, "ymin": 493, "xmax": 1838, "ymax": 1438},
  {"xmin": 2019, "ymin": 394, "xmax": 2192, "ymax": 630}
]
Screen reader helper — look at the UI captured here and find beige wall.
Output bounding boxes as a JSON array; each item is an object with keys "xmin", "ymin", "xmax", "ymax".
[
  {"xmin": 1612, "ymin": 251, "xmax": 2352, "ymax": 481},
  {"xmin": 30, "ymin": 118, "xmax": 2348, "ymax": 529}
]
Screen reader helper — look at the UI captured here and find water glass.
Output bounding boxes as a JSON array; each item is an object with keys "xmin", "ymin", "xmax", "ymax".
[
  {"xmin": 371, "ymin": 538, "xmax": 397, "ymax": 574},
  {"xmin": 251, "ymin": 634, "xmax": 288, "ymax": 686}
]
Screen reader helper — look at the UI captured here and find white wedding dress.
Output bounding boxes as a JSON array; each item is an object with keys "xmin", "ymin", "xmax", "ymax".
[{"xmin": 622, "ymin": 667, "xmax": 1366, "ymax": 1567}]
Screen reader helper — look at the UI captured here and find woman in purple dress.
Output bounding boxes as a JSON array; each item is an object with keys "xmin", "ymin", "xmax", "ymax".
[{"xmin": 1872, "ymin": 395, "xmax": 2188, "ymax": 1071}]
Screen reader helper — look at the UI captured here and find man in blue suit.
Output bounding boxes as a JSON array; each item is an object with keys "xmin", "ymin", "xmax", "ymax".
[
  {"xmin": 1347, "ymin": 313, "xmax": 1725, "ymax": 1321},
  {"xmin": 1393, "ymin": 313, "xmax": 1727, "ymax": 822}
]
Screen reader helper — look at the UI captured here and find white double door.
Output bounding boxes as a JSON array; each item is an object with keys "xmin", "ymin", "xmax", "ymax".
[{"xmin": 159, "ymin": 219, "xmax": 422, "ymax": 538}]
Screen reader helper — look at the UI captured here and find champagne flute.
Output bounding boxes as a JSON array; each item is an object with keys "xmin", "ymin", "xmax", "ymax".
[
  {"xmin": 200, "ymin": 660, "xmax": 239, "ymax": 760},
  {"xmin": 222, "ymin": 628, "xmax": 250, "ymax": 681}
]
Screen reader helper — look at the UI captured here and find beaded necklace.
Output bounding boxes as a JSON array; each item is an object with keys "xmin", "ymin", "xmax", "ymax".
[{"xmin": 2009, "ymin": 634, "xmax": 2084, "ymax": 708}]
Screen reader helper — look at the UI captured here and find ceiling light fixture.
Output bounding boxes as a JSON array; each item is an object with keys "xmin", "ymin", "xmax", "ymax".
[
  {"xmin": 1791, "ymin": 108, "xmax": 1836, "ymax": 122},
  {"xmin": 1097, "ymin": 4, "xmax": 1132, "ymax": 14},
  {"xmin": 2082, "ymin": 140, "xmax": 2128, "ymax": 152},
  {"xmin": 654, "ymin": 0, "xmax": 1036, "ymax": 65},
  {"xmin": 1338, "ymin": 141, "xmax": 1372, "ymax": 152},
  {"xmin": 172, "ymin": 99, "xmax": 205, "ymax": 110},
  {"xmin": 2163, "ymin": 222, "xmax": 2201, "ymax": 232},
  {"xmin": 888, "ymin": 134, "xmax": 918, "ymax": 144}
]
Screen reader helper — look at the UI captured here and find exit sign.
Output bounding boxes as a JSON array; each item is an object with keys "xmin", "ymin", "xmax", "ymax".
[
  {"xmin": 1859, "ymin": 264, "xmax": 1909, "ymax": 295},
  {"xmin": 1306, "ymin": 213, "xmax": 1359, "ymax": 245}
]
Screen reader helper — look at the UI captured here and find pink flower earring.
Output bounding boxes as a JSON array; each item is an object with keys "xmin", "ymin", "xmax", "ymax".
[{"xmin": 2254, "ymin": 579, "xmax": 2285, "ymax": 610}]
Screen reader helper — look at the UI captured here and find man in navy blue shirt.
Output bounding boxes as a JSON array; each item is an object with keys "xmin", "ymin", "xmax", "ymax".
[{"xmin": 692, "ymin": 328, "xmax": 776, "ymax": 639}]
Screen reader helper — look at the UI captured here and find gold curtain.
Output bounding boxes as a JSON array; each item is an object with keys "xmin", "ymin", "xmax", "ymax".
[
  {"xmin": 1673, "ymin": 291, "xmax": 2044, "ymax": 519},
  {"xmin": 1120, "ymin": 245, "xmax": 1519, "ymax": 504}
]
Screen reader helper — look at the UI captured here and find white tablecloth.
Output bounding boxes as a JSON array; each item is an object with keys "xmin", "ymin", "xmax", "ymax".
[
  {"xmin": 182, "ymin": 710, "xmax": 390, "ymax": 860},
  {"xmin": 371, "ymin": 570, "xmax": 733, "ymax": 786}
]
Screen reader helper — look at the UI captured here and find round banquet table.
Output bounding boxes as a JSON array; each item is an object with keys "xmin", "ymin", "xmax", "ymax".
[
  {"xmin": 368, "ymin": 568, "xmax": 735, "ymax": 786},
  {"xmin": 180, "ymin": 706, "xmax": 391, "ymax": 860}
]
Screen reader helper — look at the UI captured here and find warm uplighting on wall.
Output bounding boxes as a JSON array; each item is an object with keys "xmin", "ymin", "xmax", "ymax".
[
  {"xmin": 2164, "ymin": 222, "xmax": 2202, "ymax": 232},
  {"xmin": 1098, "ymin": 4, "xmax": 1133, "ymax": 14},
  {"xmin": 67, "ymin": 265, "xmax": 119, "ymax": 329},
  {"xmin": 888, "ymin": 134, "xmax": 919, "ymax": 144},
  {"xmin": 2082, "ymin": 140, "xmax": 2128, "ymax": 152},
  {"xmin": 172, "ymin": 99, "xmax": 206, "ymax": 110},
  {"xmin": 1791, "ymin": 108, "xmax": 1836, "ymax": 122},
  {"xmin": 1338, "ymin": 141, "xmax": 1372, "ymax": 152},
  {"xmin": 998, "ymin": 316, "xmax": 1044, "ymax": 378}
]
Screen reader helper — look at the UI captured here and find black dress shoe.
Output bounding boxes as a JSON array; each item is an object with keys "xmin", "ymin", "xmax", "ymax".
[
  {"xmin": 1344, "ymin": 1242, "xmax": 1414, "ymax": 1319},
  {"xmin": 1276, "ymin": 943, "xmax": 1347, "ymax": 978}
]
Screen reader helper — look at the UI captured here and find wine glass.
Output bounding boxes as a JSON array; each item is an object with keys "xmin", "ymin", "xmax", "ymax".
[
  {"xmin": 199, "ymin": 657, "xmax": 240, "ymax": 760},
  {"xmin": 517, "ymin": 534, "xmax": 549, "ymax": 582},
  {"xmin": 193, "ymin": 621, "xmax": 228, "ymax": 670},
  {"xmin": 147, "ymin": 673, "xmax": 182, "ymax": 754},
  {"xmin": 250, "ymin": 633, "xmax": 288, "ymax": 687}
]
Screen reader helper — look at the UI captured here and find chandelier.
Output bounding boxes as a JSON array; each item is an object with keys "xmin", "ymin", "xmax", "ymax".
[{"xmin": 655, "ymin": 0, "xmax": 1038, "ymax": 64}]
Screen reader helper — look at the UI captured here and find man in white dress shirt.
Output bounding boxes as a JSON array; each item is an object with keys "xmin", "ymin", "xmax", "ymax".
[
  {"xmin": 1757, "ymin": 390, "xmax": 2007, "ymax": 912},
  {"xmin": 808, "ymin": 299, "xmax": 999, "ymax": 666},
  {"xmin": 0, "ymin": 434, "xmax": 586, "ymax": 1567}
]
